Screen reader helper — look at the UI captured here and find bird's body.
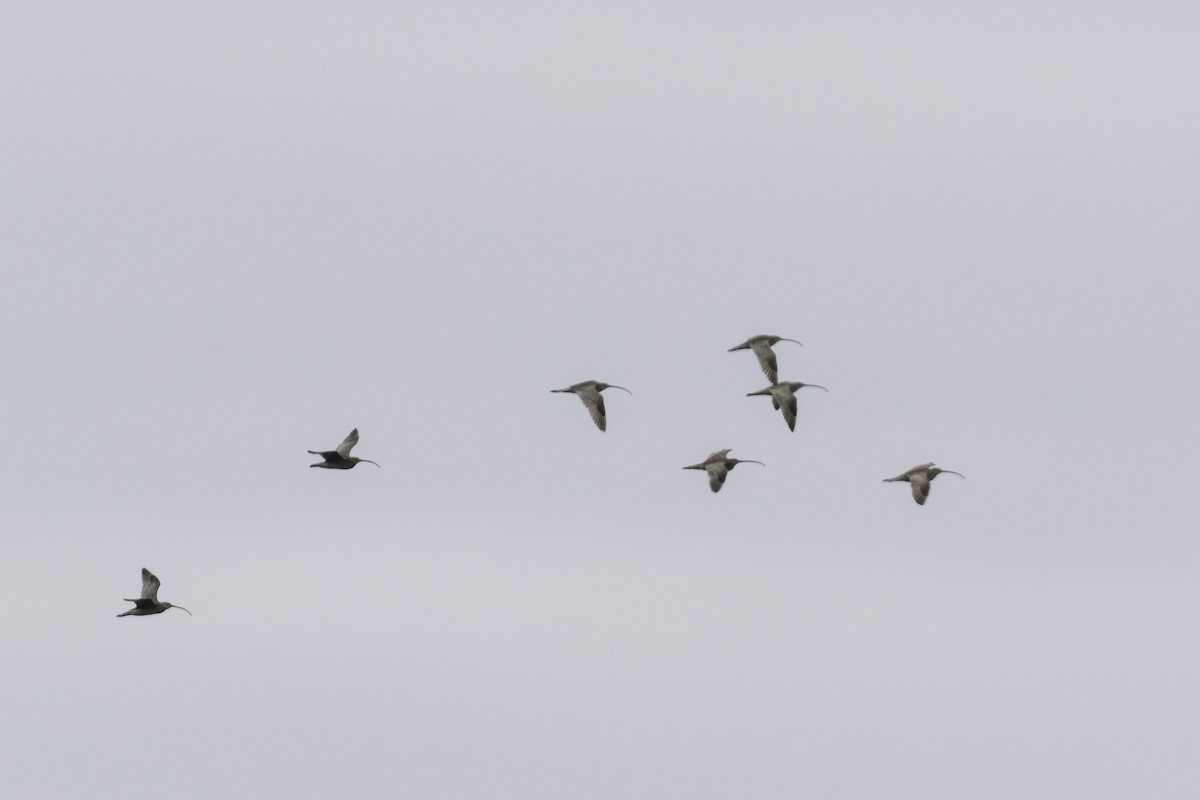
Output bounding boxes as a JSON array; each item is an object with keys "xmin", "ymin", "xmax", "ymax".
[
  {"xmin": 728, "ymin": 335, "xmax": 802, "ymax": 384},
  {"xmin": 309, "ymin": 428, "xmax": 379, "ymax": 469},
  {"xmin": 747, "ymin": 381, "xmax": 828, "ymax": 431},
  {"xmin": 682, "ymin": 448, "xmax": 765, "ymax": 493},
  {"xmin": 883, "ymin": 462, "xmax": 965, "ymax": 505},
  {"xmin": 551, "ymin": 380, "xmax": 631, "ymax": 432},
  {"xmin": 118, "ymin": 568, "xmax": 191, "ymax": 617}
]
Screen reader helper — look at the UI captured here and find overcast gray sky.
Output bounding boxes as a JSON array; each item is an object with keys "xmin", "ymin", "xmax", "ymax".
[{"xmin": 3, "ymin": 2, "xmax": 1198, "ymax": 798}]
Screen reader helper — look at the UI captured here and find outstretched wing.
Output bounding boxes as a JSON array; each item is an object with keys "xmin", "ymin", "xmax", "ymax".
[
  {"xmin": 910, "ymin": 474, "xmax": 931, "ymax": 505},
  {"xmin": 576, "ymin": 388, "xmax": 607, "ymax": 431},
  {"xmin": 706, "ymin": 463, "xmax": 729, "ymax": 493},
  {"xmin": 751, "ymin": 342, "xmax": 779, "ymax": 383},
  {"xmin": 780, "ymin": 393, "xmax": 798, "ymax": 431},
  {"xmin": 140, "ymin": 568, "xmax": 161, "ymax": 602},
  {"xmin": 336, "ymin": 429, "xmax": 360, "ymax": 458},
  {"xmin": 705, "ymin": 449, "xmax": 733, "ymax": 462}
]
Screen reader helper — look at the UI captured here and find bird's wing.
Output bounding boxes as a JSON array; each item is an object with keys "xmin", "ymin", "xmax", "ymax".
[
  {"xmin": 574, "ymin": 388, "xmax": 606, "ymax": 431},
  {"xmin": 140, "ymin": 568, "xmax": 161, "ymax": 602},
  {"xmin": 910, "ymin": 475, "xmax": 931, "ymax": 505},
  {"xmin": 336, "ymin": 429, "xmax": 360, "ymax": 458},
  {"xmin": 706, "ymin": 463, "xmax": 728, "ymax": 493},
  {"xmin": 705, "ymin": 449, "xmax": 732, "ymax": 462},
  {"xmin": 751, "ymin": 342, "xmax": 779, "ymax": 383},
  {"xmin": 781, "ymin": 393, "xmax": 798, "ymax": 431}
]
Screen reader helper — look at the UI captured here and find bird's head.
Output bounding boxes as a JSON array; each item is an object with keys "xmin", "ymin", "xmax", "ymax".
[
  {"xmin": 931, "ymin": 467, "xmax": 965, "ymax": 480},
  {"xmin": 730, "ymin": 459, "xmax": 765, "ymax": 469}
]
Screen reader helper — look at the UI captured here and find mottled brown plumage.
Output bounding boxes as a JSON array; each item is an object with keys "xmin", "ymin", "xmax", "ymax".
[
  {"xmin": 309, "ymin": 428, "xmax": 379, "ymax": 469},
  {"xmin": 117, "ymin": 568, "xmax": 191, "ymax": 617},
  {"xmin": 727, "ymin": 335, "xmax": 803, "ymax": 384},
  {"xmin": 682, "ymin": 449, "xmax": 765, "ymax": 493},
  {"xmin": 883, "ymin": 463, "xmax": 965, "ymax": 505},
  {"xmin": 551, "ymin": 381, "xmax": 632, "ymax": 432},
  {"xmin": 746, "ymin": 381, "xmax": 828, "ymax": 431}
]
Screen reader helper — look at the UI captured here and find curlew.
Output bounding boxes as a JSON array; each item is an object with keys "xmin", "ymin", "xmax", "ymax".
[
  {"xmin": 118, "ymin": 568, "xmax": 191, "ymax": 617},
  {"xmin": 883, "ymin": 462, "xmax": 965, "ymax": 506},
  {"xmin": 728, "ymin": 335, "xmax": 803, "ymax": 384},
  {"xmin": 309, "ymin": 428, "xmax": 379, "ymax": 469},
  {"xmin": 551, "ymin": 380, "xmax": 631, "ymax": 432},
  {"xmin": 747, "ymin": 381, "xmax": 828, "ymax": 431},
  {"xmin": 682, "ymin": 449, "xmax": 765, "ymax": 493}
]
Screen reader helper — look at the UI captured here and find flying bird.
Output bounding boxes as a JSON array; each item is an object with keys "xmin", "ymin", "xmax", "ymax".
[
  {"xmin": 309, "ymin": 428, "xmax": 379, "ymax": 469},
  {"xmin": 117, "ymin": 568, "xmax": 191, "ymax": 617},
  {"xmin": 746, "ymin": 381, "xmax": 828, "ymax": 431},
  {"xmin": 682, "ymin": 449, "xmax": 765, "ymax": 493},
  {"xmin": 551, "ymin": 380, "xmax": 632, "ymax": 432},
  {"xmin": 728, "ymin": 335, "xmax": 803, "ymax": 384},
  {"xmin": 883, "ymin": 462, "xmax": 965, "ymax": 505}
]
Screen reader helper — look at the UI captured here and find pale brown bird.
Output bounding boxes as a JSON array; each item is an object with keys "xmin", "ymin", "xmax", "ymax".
[
  {"xmin": 746, "ymin": 381, "xmax": 828, "ymax": 431},
  {"xmin": 883, "ymin": 463, "xmax": 965, "ymax": 505},
  {"xmin": 551, "ymin": 380, "xmax": 632, "ymax": 432},
  {"xmin": 117, "ymin": 568, "xmax": 191, "ymax": 617},
  {"xmin": 682, "ymin": 449, "xmax": 765, "ymax": 493},
  {"xmin": 309, "ymin": 428, "xmax": 379, "ymax": 469},
  {"xmin": 728, "ymin": 335, "xmax": 802, "ymax": 384}
]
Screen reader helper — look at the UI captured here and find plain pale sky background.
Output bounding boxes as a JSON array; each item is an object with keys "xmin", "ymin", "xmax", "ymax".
[{"xmin": 3, "ymin": 2, "xmax": 1198, "ymax": 798}]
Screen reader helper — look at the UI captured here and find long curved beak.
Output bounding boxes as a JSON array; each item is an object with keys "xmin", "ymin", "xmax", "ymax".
[
  {"xmin": 739, "ymin": 460, "xmax": 766, "ymax": 466},
  {"xmin": 361, "ymin": 460, "xmax": 381, "ymax": 467},
  {"xmin": 802, "ymin": 383, "xmax": 829, "ymax": 392},
  {"xmin": 780, "ymin": 338, "xmax": 803, "ymax": 346},
  {"xmin": 942, "ymin": 470, "xmax": 966, "ymax": 479},
  {"xmin": 172, "ymin": 605, "xmax": 193, "ymax": 616},
  {"xmin": 610, "ymin": 385, "xmax": 632, "ymax": 395}
]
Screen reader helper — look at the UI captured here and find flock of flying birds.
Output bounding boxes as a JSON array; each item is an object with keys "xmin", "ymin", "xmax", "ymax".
[
  {"xmin": 118, "ymin": 333, "xmax": 964, "ymax": 619},
  {"xmin": 550, "ymin": 334, "xmax": 965, "ymax": 499}
]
